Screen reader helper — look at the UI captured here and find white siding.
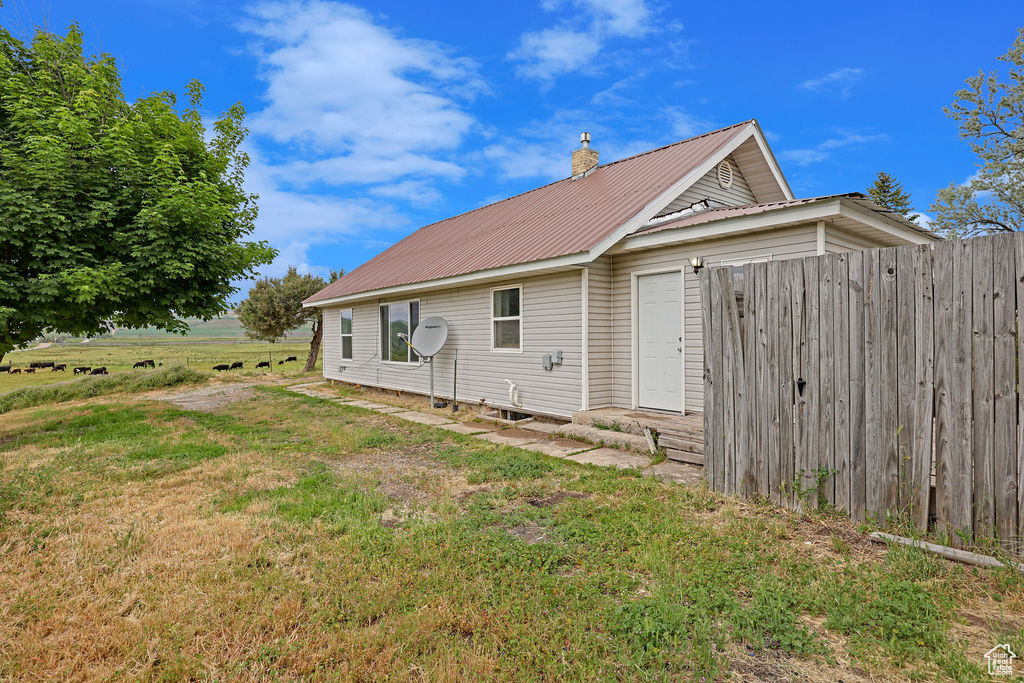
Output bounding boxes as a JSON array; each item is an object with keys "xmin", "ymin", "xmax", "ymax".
[
  {"xmin": 321, "ymin": 270, "xmax": 584, "ymax": 418},
  {"xmin": 610, "ymin": 225, "xmax": 822, "ymax": 413},
  {"xmin": 824, "ymin": 226, "xmax": 878, "ymax": 254},
  {"xmin": 655, "ymin": 154, "xmax": 756, "ymax": 217},
  {"xmin": 587, "ymin": 255, "xmax": 613, "ymax": 409}
]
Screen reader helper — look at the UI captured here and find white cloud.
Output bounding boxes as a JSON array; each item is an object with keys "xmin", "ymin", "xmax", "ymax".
[
  {"xmin": 478, "ymin": 106, "xmax": 707, "ymax": 182},
  {"xmin": 780, "ymin": 130, "xmax": 889, "ymax": 166},
  {"xmin": 912, "ymin": 211, "xmax": 932, "ymax": 228},
  {"xmin": 481, "ymin": 141, "xmax": 567, "ymax": 180},
  {"xmin": 241, "ymin": 1, "xmax": 483, "ymax": 185},
  {"xmin": 799, "ymin": 67, "xmax": 864, "ymax": 97},
  {"xmin": 663, "ymin": 106, "xmax": 714, "ymax": 139},
  {"xmin": 243, "ymin": 148, "xmax": 406, "ymax": 278},
  {"xmin": 368, "ymin": 180, "xmax": 444, "ymax": 205},
  {"xmin": 510, "ymin": 28, "xmax": 600, "ymax": 81},
  {"xmin": 510, "ymin": 0, "xmax": 656, "ymax": 80}
]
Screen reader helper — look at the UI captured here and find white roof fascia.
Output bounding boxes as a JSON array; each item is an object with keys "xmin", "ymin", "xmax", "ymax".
[
  {"xmin": 304, "ymin": 250, "xmax": 590, "ymax": 308},
  {"xmin": 748, "ymin": 120, "xmax": 795, "ymax": 201},
  {"xmin": 838, "ymin": 200, "xmax": 940, "ymax": 245},
  {"xmin": 584, "ymin": 123, "xmax": 757, "ymax": 260},
  {"xmin": 612, "ymin": 200, "xmax": 842, "ymax": 254}
]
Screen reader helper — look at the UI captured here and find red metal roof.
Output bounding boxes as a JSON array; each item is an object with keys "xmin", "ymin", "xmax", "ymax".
[{"xmin": 306, "ymin": 121, "xmax": 752, "ymax": 303}]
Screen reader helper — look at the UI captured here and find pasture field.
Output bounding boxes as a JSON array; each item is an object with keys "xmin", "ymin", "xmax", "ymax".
[
  {"xmin": 0, "ymin": 340, "xmax": 319, "ymax": 391},
  {"xmin": 0, "ymin": 378, "xmax": 1020, "ymax": 680}
]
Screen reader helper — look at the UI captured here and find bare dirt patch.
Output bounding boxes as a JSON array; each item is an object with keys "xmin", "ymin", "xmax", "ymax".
[
  {"xmin": 505, "ymin": 523, "xmax": 550, "ymax": 544},
  {"xmin": 156, "ymin": 384, "xmax": 258, "ymax": 412},
  {"xmin": 328, "ymin": 448, "xmax": 478, "ymax": 528},
  {"xmin": 524, "ymin": 491, "xmax": 588, "ymax": 508}
]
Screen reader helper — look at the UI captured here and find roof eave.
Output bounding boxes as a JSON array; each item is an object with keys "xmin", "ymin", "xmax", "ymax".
[
  {"xmin": 303, "ymin": 251, "xmax": 592, "ymax": 307},
  {"xmin": 612, "ymin": 199, "xmax": 845, "ymax": 253},
  {"xmin": 838, "ymin": 198, "xmax": 941, "ymax": 244}
]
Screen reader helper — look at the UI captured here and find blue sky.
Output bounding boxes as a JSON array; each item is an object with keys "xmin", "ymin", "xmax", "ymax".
[{"xmin": 5, "ymin": 0, "xmax": 1021, "ymax": 285}]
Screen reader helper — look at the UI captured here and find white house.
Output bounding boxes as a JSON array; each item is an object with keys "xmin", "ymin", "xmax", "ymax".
[{"xmin": 304, "ymin": 120, "xmax": 936, "ymax": 420}]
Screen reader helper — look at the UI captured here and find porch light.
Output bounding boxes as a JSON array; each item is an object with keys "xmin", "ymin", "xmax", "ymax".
[{"xmin": 688, "ymin": 256, "xmax": 704, "ymax": 275}]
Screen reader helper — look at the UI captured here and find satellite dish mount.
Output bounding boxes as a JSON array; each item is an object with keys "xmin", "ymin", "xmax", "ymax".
[{"xmin": 401, "ymin": 316, "xmax": 449, "ymax": 408}]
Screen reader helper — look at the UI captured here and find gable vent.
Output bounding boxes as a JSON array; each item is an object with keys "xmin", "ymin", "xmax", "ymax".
[{"xmin": 717, "ymin": 160, "xmax": 734, "ymax": 189}]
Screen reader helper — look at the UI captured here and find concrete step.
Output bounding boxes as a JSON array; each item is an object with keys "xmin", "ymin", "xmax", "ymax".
[{"xmin": 555, "ymin": 423, "xmax": 652, "ymax": 454}]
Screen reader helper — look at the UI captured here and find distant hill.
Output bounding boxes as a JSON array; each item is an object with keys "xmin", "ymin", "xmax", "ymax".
[{"xmin": 107, "ymin": 312, "xmax": 313, "ymax": 340}]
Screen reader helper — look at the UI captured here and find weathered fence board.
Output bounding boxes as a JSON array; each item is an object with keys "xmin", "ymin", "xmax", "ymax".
[
  {"xmin": 848, "ymin": 250, "xmax": 867, "ymax": 522},
  {"xmin": 992, "ymin": 235, "xmax": 1016, "ymax": 548},
  {"xmin": 701, "ymin": 233, "xmax": 1024, "ymax": 552},
  {"xmin": 833, "ymin": 253, "xmax": 851, "ymax": 515},
  {"xmin": 911, "ymin": 245, "xmax": 934, "ymax": 532},
  {"xmin": 818, "ymin": 255, "xmax": 835, "ymax": 507},
  {"xmin": 973, "ymin": 237, "xmax": 995, "ymax": 539}
]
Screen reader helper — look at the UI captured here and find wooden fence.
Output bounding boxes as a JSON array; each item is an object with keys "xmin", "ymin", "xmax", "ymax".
[{"xmin": 700, "ymin": 233, "xmax": 1024, "ymax": 550}]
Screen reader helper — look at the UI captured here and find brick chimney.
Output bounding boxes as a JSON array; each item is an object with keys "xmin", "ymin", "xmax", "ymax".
[{"xmin": 572, "ymin": 132, "xmax": 599, "ymax": 177}]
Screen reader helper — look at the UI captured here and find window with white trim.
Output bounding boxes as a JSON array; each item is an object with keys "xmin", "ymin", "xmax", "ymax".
[
  {"xmin": 379, "ymin": 301, "xmax": 419, "ymax": 363},
  {"xmin": 491, "ymin": 286, "xmax": 521, "ymax": 351},
  {"xmin": 340, "ymin": 309, "xmax": 353, "ymax": 361}
]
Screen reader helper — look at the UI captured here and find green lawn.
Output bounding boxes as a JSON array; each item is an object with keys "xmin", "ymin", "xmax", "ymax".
[
  {"xmin": 0, "ymin": 381, "xmax": 1019, "ymax": 680},
  {"xmin": 0, "ymin": 340, "xmax": 318, "ymax": 391}
]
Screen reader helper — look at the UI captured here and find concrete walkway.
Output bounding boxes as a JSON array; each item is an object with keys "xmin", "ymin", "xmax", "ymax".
[{"xmin": 285, "ymin": 383, "xmax": 701, "ymax": 485}]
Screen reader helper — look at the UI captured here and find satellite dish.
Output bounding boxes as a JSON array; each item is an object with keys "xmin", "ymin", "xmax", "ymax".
[{"xmin": 411, "ymin": 316, "xmax": 448, "ymax": 358}]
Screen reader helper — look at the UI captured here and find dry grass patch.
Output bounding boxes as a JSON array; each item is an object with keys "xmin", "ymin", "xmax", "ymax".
[{"xmin": 1, "ymin": 385, "xmax": 1021, "ymax": 681}]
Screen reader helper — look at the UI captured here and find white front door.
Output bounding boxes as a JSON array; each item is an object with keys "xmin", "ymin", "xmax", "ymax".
[{"xmin": 637, "ymin": 271, "xmax": 683, "ymax": 411}]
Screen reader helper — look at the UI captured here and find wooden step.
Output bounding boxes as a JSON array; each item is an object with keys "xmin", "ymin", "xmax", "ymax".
[
  {"xmin": 656, "ymin": 435, "xmax": 705, "ymax": 454},
  {"xmin": 664, "ymin": 448, "xmax": 704, "ymax": 466}
]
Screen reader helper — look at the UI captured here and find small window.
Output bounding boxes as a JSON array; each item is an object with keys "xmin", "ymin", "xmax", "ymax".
[
  {"xmin": 491, "ymin": 286, "xmax": 521, "ymax": 351},
  {"xmin": 340, "ymin": 309, "xmax": 353, "ymax": 361},
  {"xmin": 379, "ymin": 301, "xmax": 419, "ymax": 363}
]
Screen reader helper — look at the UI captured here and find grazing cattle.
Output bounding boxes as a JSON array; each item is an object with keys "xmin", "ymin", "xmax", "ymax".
[
  {"xmin": 10, "ymin": 368, "xmax": 21, "ymax": 374},
  {"xmin": 284, "ymin": 356, "xmax": 298, "ymax": 363},
  {"xmin": 255, "ymin": 361, "xmax": 270, "ymax": 369},
  {"xmin": 143, "ymin": 359, "xmax": 156, "ymax": 368},
  {"xmin": 24, "ymin": 368, "xmax": 36, "ymax": 374},
  {"xmin": 213, "ymin": 364, "xmax": 230, "ymax": 371},
  {"xmin": 30, "ymin": 361, "xmax": 55, "ymax": 369},
  {"xmin": 73, "ymin": 366, "xmax": 91, "ymax": 375},
  {"xmin": 0, "ymin": 365, "xmax": 10, "ymax": 373},
  {"xmin": 229, "ymin": 361, "xmax": 243, "ymax": 370},
  {"xmin": 89, "ymin": 367, "xmax": 108, "ymax": 375},
  {"xmin": 278, "ymin": 360, "xmax": 285, "ymax": 365},
  {"xmin": 52, "ymin": 364, "xmax": 67, "ymax": 372},
  {"xmin": 133, "ymin": 361, "xmax": 147, "ymax": 368}
]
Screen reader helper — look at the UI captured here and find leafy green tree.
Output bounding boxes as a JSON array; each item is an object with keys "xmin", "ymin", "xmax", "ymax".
[
  {"xmin": 867, "ymin": 171, "xmax": 918, "ymax": 221},
  {"xmin": 0, "ymin": 24, "xmax": 275, "ymax": 363},
  {"xmin": 236, "ymin": 267, "xmax": 342, "ymax": 371},
  {"xmin": 930, "ymin": 28, "xmax": 1024, "ymax": 237}
]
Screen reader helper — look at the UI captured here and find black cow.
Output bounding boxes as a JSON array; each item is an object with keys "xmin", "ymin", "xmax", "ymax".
[
  {"xmin": 143, "ymin": 359, "xmax": 156, "ymax": 368},
  {"xmin": 73, "ymin": 366, "xmax": 91, "ymax": 375},
  {"xmin": 229, "ymin": 361, "xmax": 243, "ymax": 370},
  {"xmin": 255, "ymin": 361, "xmax": 270, "ymax": 369},
  {"xmin": 24, "ymin": 368, "xmax": 36, "ymax": 374},
  {"xmin": 30, "ymin": 361, "xmax": 55, "ymax": 369},
  {"xmin": 278, "ymin": 360, "xmax": 285, "ymax": 365},
  {"xmin": 89, "ymin": 367, "xmax": 108, "ymax": 375},
  {"xmin": 10, "ymin": 368, "xmax": 21, "ymax": 374},
  {"xmin": 284, "ymin": 356, "xmax": 298, "ymax": 363},
  {"xmin": 0, "ymin": 365, "xmax": 10, "ymax": 373},
  {"xmin": 213, "ymin": 364, "xmax": 230, "ymax": 371},
  {"xmin": 133, "ymin": 361, "xmax": 148, "ymax": 368},
  {"xmin": 52, "ymin": 364, "xmax": 67, "ymax": 372}
]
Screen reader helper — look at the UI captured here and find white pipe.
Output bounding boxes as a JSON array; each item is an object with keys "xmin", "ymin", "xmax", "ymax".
[{"xmin": 504, "ymin": 379, "xmax": 522, "ymax": 408}]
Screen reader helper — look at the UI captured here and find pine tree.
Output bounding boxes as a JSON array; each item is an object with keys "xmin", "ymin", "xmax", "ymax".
[{"xmin": 867, "ymin": 171, "xmax": 918, "ymax": 221}]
